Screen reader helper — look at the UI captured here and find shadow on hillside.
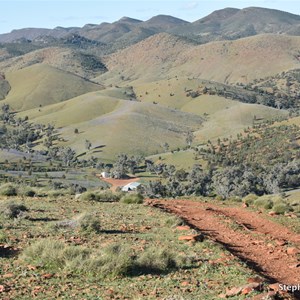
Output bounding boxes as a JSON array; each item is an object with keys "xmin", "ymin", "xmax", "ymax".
[
  {"xmin": 28, "ymin": 217, "xmax": 59, "ymax": 222},
  {"xmin": 101, "ymin": 229, "xmax": 139, "ymax": 234}
]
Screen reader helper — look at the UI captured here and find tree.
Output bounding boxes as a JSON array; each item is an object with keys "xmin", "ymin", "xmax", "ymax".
[
  {"xmin": 85, "ymin": 139, "xmax": 92, "ymax": 151},
  {"xmin": 59, "ymin": 147, "xmax": 77, "ymax": 167},
  {"xmin": 185, "ymin": 131, "xmax": 194, "ymax": 147}
]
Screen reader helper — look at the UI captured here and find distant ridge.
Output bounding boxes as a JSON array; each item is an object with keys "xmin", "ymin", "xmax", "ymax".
[{"xmin": 1, "ymin": 6, "xmax": 299, "ymax": 46}]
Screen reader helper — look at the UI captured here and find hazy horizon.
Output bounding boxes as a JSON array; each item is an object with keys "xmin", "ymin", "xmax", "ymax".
[{"xmin": 0, "ymin": 0, "xmax": 299, "ymax": 35}]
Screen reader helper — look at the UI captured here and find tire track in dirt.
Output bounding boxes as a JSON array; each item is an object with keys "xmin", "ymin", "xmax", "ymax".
[{"xmin": 147, "ymin": 199, "xmax": 300, "ymax": 290}]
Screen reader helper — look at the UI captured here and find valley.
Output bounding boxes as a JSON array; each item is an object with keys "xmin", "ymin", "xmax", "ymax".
[{"xmin": 0, "ymin": 6, "xmax": 300, "ymax": 299}]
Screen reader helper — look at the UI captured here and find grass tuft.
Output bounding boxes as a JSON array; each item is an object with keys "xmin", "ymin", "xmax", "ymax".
[
  {"xmin": 0, "ymin": 184, "xmax": 18, "ymax": 197},
  {"xmin": 0, "ymin": 201, "xmax": 28, "ymax": 219}
]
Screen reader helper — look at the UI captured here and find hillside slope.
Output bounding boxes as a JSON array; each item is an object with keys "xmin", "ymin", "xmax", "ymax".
[
  {"xmin": 2, "ymin": 64, "xmax": 102, "ymax": 110},
  {"xmin": 18, "ymin": 93, "xmax": 204, "ymax": 160},
  {"xmin": 0, "ymin": 46, "xmax": 107, "ymax": 79},
  {"xmin": 98, "ymin": 33, "xmax": 300, "ymax": 84}
]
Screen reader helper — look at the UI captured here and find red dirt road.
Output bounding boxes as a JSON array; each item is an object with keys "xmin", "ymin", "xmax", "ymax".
[
  {"xmin": 147, "ymin": 199, "xmax": 300, "ymax": 287},
  {"xmin": 96, "ymin": 175, "xmax": 140, "ymax": 191}
]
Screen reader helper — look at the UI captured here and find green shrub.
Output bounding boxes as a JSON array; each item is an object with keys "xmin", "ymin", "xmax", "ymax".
[
  {"xmin": 81, "ymin": 191, "xmax": 124, "ymax": 202},
  {"xmin": 229, "ymin": 196, "xmax": 242, "ymax": 203},
  {"xmin": 120, "ymin": 193, "xmax": 144, "ymax": 204},
  {"xmin": 270, "ymin": 195, "xmax": 284, "ymax": 206},
  {"xmin": 54, "ymin": 212, "xmax": 101, "ymax": 234},
  {"xmin": 164, "ymin": 215, "xmax": 185, "ymax": 228},
  {"xmin": 88, "ymin": 244, "xmax": 134, "ymax": 278},
  {"xmin": 0, "ymin": 230, "xmax": 7, "ymax": 243},
  {"xmin": 0, "ymin": 184, "xmax": 18, "ymax": 196},
  {"xmin": 21, "ymin": 240, "xmax": 184, "ymax": 278},
  {"xmin": 47, "ymin": 189, "xmax": 69, "ymax": 198},
  {"xmin": 21, "ymin": 239, "xmax": 90, "ymax": 271},
  {"xmin": 96, "ymin": 190, "xmax": 123, "ymax": 202},
  {"xmin": 77, "ymin": 213, "xmax": 101, "ymax": 234},
  {"xmin": 80, "ymin": 191, "xmax": 97, "ymax": 201},
  {"xmin": 0, "ymin": 201, "xmax": 28, "ymax": 219},
  {"xmin": 135, "ymin": 247, "xmax": 178, "ymax": 275},
  {"xmin": 19, "ymin": 187, "xmax": 36, "ymax": 197},
  {"xmin": 272, "ymin": 203, "xmax": 292, "ymax": 215},
  {"xmin": 243, "ymin": 194, "xmax": 258, "ymax": 205},
  {"xmin": 254, "ymin": 196, "xmax": 273, "ymax": 210}
]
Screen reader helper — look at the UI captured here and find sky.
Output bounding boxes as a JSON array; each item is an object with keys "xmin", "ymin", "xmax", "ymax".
[{"xmin": 0, "ymin": 0, "xmax": 299, "ymax": 34}]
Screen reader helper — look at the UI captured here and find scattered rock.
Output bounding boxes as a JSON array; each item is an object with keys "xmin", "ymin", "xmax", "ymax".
[
  {"xmin": 178, "ymin": 234, "xmax": 204, "ymax": 242},
  {"xmin": 224, "ymin": 286, "xmax": 243, "ymax": 297},
  {"xmin": 286, "ymin": 247, "xmax": 299, "ymax": 255},
  {"xmin": 247, "ymin": 277, "xmax": 264, "ymax": 284},
  {"xmin": 275, "ymin": 240, "xmax": 287, "ymax": 246},
  {"xmin": 269, "ymin": 283, "xmax": 280, "ymax": 292},
  {"xmin": 288, "ymin": 263, "xmax": 300, "ymax": 268},
  {"xmin": 41, "ymin": 273, "xmax": 54, "ymax": 279},
  {"xmin": 268, "ymin": 211, "xmax": 278, "ymax": 216},
  {"xmin": 2, "ymin": 273, "xmax": 14, "ymax": 279},
  {"xmin": 251, "ymin": 291, "xmax": 277, "ymax": 300},
  {"xmin": 176, "ymin": 225, "xmax": 190, "ymax": 231},
  {"xmin": 242, "ymin": 203, "xmax": 248, "ymax": 208}
]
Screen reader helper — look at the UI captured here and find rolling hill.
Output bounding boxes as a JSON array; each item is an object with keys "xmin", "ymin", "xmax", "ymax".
[
  {"xmin": 0, "ymin": 46, "xmax": 107, "ymax": 79},
  {"xmin": 17, "ymin": 92, "xmax": 204, "ymax": 161},
  {"xmin": 98, "ymin": 33, "xmax": 300, "ymax": 85},
  {"xmin": 171, "ymin": 7, "xmax": 300, "ymax": 40},
  {"xmin": 1, "ymin": 64, "xmax": 103, "ymax": 111}
]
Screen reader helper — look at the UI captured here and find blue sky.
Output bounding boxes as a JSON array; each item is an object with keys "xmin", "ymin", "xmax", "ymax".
[{"xmin": 0, "ymin": 1, "xmax": 299, "ymax": 34}]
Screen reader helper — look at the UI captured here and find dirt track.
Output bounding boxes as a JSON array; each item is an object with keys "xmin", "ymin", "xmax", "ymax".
[{"xmin": 147, "ymin": 199, "xmax": 300, "ymax": 289}]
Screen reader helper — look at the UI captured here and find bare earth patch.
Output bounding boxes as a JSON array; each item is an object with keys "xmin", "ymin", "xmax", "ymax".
[
  {"xmin": 97, "ymin": 175, "xmax": 140, "ymax": 191},
  {"xmin": 147, "ymin": 199, "xmax": 300, "ymax": 295}
]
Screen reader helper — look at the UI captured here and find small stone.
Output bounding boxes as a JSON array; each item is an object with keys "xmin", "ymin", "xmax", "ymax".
[
  {"xmin": 286, "ymin": 247, "xmax": 299, "ymax": 255},
  {"xmin": 268, "ymin": 211, "xmax": 277, "ymax": 216},
  {"xmin": 178, "ymin": 234, "xmax": 204, "ymax": 242},
  {"xmin": 275, "ymin": 240, "xmax": 286, "ymax": 246},
  {"xmin": 269, "ymin": 283, "xmax": 280, "ymax": 292},
  {"xmin": 176, "ymin": 225, "xmax": 191, "ymax": 231}
]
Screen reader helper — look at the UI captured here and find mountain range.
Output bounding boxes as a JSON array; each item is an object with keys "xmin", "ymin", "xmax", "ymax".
[{"xmin": 0, "ymin": 6, "xmax": 300, "ymax": 161}]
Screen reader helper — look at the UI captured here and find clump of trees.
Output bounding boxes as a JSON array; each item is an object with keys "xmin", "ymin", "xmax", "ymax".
[{"xmin": 142, "ymin": 122, "xmax": 300, "ymax": 199}]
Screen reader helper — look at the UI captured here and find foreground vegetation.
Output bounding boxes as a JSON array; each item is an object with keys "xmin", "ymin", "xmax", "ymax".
[{"xmin": 0, "ymin": 195, "xmax": 261, "ymax": 299}]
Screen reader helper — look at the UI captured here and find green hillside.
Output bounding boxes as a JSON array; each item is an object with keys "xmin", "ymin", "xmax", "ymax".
[
  {"xmin": 2, "ymin": 64, "xmax": 102, "ymax": 110},
  {"xmin": 19, "ymin": 93, "xmax": 204, "ymax": 161}
]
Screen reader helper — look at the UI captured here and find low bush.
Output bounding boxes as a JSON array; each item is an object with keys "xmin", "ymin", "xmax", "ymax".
[
  {"xmin": 228, "ymin": 196, "xmax": 242, "ymax": 202},
  {"xmin": 0, "ymin": 201, "xmax": 28, "ymax": 219},
  {"xmin": 81, "ymin": 190, "xmax": 123, "ymax": 202},
  {"xmin": 164, "ymin": 215, "xmax": 185, "ymax": 228},
  {"xmin": 0, "ymin": 184, "xmax": 18, "ymax": 196},
  {"xmin": 254, "ymin": 196, "xmax": 273, "ymax": 210},
  {"xmin": 18, "ymin": 187, "xmax": 36, "ymax": 197},
  {"xmin": 21, "ymin": 239, "xmax": 90, "ymax": 271},
  {"xmin": 0, "ymin": 230, "xmax": 7, "ymax": 243},
  {"xmin": 21, "ymin": 240, "xmax": 183, "ymax": 278},
  {"xmin": 54, "ymin": 212, "xmax": 101, "ymax": 234},
  {"xmin": 135, "ymin": 247, "xmax": 178, "ymax": 275},
  {"xmin": 272, "ymin": 203, "xmax": 292, "ymax": 215},
  {"xmin": 243, "ymin": 194, "xmax": 258, "ymax": 205},
  {"xmin": 77, "ymin": 213, "xmax": 101, "ymax": 234},
  {"xmin": 120, "ymin": 193, "xmax": 144, "ymax": 204},
  {"xmin": 80, "ymin": 191, "xmax": 97, "ymax": 201},
  {"xmin": 96, "ymin": 190, "xmax": 123, "ymax": 202}
]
